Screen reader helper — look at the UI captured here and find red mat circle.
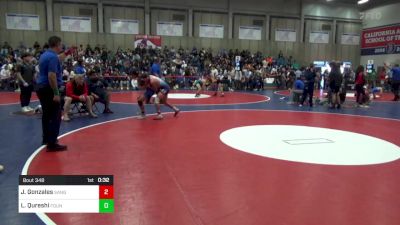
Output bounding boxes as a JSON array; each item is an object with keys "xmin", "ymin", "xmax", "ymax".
[{"xmin": 111, "ymin": 91, "xmax": 269, "ymax": 105}]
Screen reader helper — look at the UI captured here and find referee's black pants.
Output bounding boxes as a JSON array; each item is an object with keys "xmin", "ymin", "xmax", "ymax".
[
  {"xmin": 36, "ymin": 85, "xmax": 61, "ymax": 145},
  {"xmin": 392, "ymin": 80, "xmax": 400, "ymax": 101},
  {"xmin": 300, "ymin": 82, "xmax": 315, "ymax": 106}
]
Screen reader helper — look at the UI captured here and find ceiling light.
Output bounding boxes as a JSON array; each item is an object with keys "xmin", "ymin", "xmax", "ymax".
[{"xmin": 358, "ymin": 0, "xmax": 369, "ymax": 5}]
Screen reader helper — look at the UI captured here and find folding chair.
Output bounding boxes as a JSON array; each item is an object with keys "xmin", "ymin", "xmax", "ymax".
[
  {"xmin": 92, "ymin": 101, "xmax": 101, "ymax": 114},
  {"xmin": 70, "ymin": 101, "xmax": 89, "ymax": 116}
]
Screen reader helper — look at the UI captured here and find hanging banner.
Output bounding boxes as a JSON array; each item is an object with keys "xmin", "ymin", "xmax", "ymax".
[
  {"xmin": 6, "ymin": 13, "xmax": 40, "ymax": 31},
  {"xmin": 60, "ymin": 16, "xmax": 91, "ymax": 33},
  {"xmin": 239, "ymin": 26, "xmax": 262, "ymax": 40},
  {"xmin": 110, "ymin": 19, "xmax": 139, "ymax": 34},
  {"xmin": 199, "ymin": 24, "xmax": 224, "ymax": 38},
  {"xmin": 341, "ymin": 34, "xmax": 360, "ymax": 45},
  {"xmin": 361, "ymin": 24, "xmax": 400, "ymax": 55},
  {"xmin": 309, "ymin": 31, "xmax": 329, "ymax": 44},
  {"xmin": 156, "ymin": 21, "xmax": 183, "ymax": 36},
  {"xmin": 275, "ymin": 29, "xmax": 296, "ymax": 42},
  {"xmin": 134, "ymin": 35, "xmax": 162, "ymax": 48}
]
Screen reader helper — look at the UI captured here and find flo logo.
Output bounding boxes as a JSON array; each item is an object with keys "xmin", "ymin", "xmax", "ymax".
[{"xmin": 360, "ymin": 12, "xmax": 382, "ymax": 20}]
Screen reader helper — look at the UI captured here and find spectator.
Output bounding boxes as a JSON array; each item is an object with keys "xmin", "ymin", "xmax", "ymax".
[
  {"xmin": 63, "ymin": 74, "xmax": 97, "ymax": 121},
  {"xmin": 234, "ymin": 69, "xmax": 242, "ymax": 90},
  {"xmin": 367, "ymin": 68, "xmax": 377, "ymax": 88},
  {"xmin": 33, "ymin": 41, "xmax": 40, "ymax": 50},
  {"xmin": 378, "ymin": 67, "xmax": 387, "ymax": 89},
  {"xmin": 77, "ymin": 44, "xmax": 85, "ymax": 56},
  {"xmin": 87, "ymin": 71, "xmax": 113, "ymax": 114},
  {"xmin": 1, "ymin": 42, "xmax": 11, "ymax": 56},
  {"xmin": 74, "ymin": 58, "xmax": 86, "ymax": 76},
  {"xmin": 386, "ymin": 63, "xmax": 400, "ymax": 101},
  {"xmin": 295, "ymin": 67, "xmax": 302, "ymax": 79},
  {"xmin": 287, "ymin": 56, "xmax": 293, "ymax": 68},
  {"xmin": 340, "ymin": 67, "xmax": 352, "ymax": 104},
  {"xmin": 62, "ymin": 66, "xmax": 73, "ymax": 81},
  {"xmin": 328, "ymin": 62, "xmax": 343, "ymax": 109},
  {"xmin": 291, "ymin": 76, "xmax": 304, "ymax": 104},
  {"xmin": 286, "ymin": 69, "xmax": 295, "ymax": 90},
  {"xmin": 321, "ymin": 69, "xmax": 329, "ymax": 90},
  {"xmin": 1, "ymin": 40, "xmax": 307, "ymax": 94},
  {"xmin": 16, "ymin": 52, "xmax": 36, "ymax": 112},
  {"xmin": 299, "ymin": 64, "xmax": 316, "ymax": 107},
  {"xmin": 355, "ymin": 65, "xmax": 366, "ymax": 106},
  {"xmin": 0, "ymin": 63, "xmax": 13, "ymax": 90}
]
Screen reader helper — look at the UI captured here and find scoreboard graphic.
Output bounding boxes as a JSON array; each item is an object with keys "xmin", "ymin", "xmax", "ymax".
[{"xmin": 19, "ymin": 175, "xmax": 114, "ymax": 213}]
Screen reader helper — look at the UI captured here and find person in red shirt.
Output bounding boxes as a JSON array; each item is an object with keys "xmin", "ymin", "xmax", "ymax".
[
  {"xmin": 354, "ymin": 65, "xmax": 366, "ymax": 106},
  {"xmin": 63, "ymin": 74, "xmax": 97, "ymax": 121},
  {"xmin": 267, "ymin": 56, "xmax": 273, "ymax": 66}
]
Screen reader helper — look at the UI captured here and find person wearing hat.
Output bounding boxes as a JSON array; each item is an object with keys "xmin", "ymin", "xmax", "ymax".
[{"xmin": 16, "ymin": 52, "xmax": 36, "ymax": 112}]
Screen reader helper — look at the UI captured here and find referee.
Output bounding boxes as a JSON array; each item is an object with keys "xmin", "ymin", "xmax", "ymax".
[{"xmin": 37, "ymin": 36, "xmax": 74, "ymax": 151}]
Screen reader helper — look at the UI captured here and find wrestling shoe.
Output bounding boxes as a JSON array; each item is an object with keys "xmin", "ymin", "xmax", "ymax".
[{"xmin": 154, "ymin": 114, "xmax": 164, "ymax": 120}]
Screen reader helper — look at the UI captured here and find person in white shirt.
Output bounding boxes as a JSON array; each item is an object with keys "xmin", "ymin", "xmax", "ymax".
[
  {"xmin": 0, "ymin": 64, "xmax": 11, "ymax": 79},
  {"xmin": 0, "ymin": 64, "xmax": 12, "ymax": 90},
  {"xmin": 210, "ymin": 65, "xmax": 223, "ymax": 96},
  {"xmin": 227, "ymin": 65, "xmax": 236, "ymax": 91},
  {"xmin": 295, "ymin": 69, "xmax": 302, "ymax": 79},
  {"xmin": 210, "ymin": 65, "xmax": 218, "ymax": 79},
  {"xmin": 234, "ymin": 69, "xmax": 242, "ymax": 90}
]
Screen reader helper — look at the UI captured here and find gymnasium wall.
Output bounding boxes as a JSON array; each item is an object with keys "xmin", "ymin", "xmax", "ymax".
[
  {"xmin": 151, "ymin": 9, "xmax": 187, "ymax": 36},
  {"xmin": 0, "ymin": 0, "xmax": 363, "ymax": 66}
]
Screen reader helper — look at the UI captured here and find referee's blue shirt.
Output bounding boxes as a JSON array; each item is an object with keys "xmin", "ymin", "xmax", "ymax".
[
  {"xmin": 151, "ymin": 63, "xmax": 161, "ymax": 76},
  {"xmin": 391, "ymin": 67, "xmax": 400, "ymax": 81},
  {"xmin": 37, "ymin": 49, "xmax": 62, "ymax": 86}
]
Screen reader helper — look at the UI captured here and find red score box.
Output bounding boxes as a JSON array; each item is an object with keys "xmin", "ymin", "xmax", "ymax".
[{"xmin": 99, "ymin": 185, "xmax": 114, "ymax": 199}]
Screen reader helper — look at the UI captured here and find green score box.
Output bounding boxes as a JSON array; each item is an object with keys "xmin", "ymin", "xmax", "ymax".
[{"xmin": 99, "ymin": 199, "xmax": 114, "ymax": 213}]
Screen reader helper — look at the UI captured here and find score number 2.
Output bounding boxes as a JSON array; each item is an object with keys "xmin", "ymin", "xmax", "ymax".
[{"xmin": 99, "ymin": 185, "xmax": 114, "ymax": 199}]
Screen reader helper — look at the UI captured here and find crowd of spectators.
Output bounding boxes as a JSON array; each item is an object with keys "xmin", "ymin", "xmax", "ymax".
[
  {"xmin": 1, "ymin": 41, "xmax": 302, "ymax": 90},
  {"xmin": 1, "ymin": 41, "xmax": 399, "ymax": 112}
]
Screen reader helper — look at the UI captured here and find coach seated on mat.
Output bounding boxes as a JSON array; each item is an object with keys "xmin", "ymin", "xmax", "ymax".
[
  {"xmin": 290, "ymin": 76, "xmax": 304, "ymax": 104},
  {"xmin": 87, "ymin": 71, "xmax": 113, "ymax": 114},
  {"xmin": 62, "ymin": 74, "xmax": 97, "ymax": 121}
]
